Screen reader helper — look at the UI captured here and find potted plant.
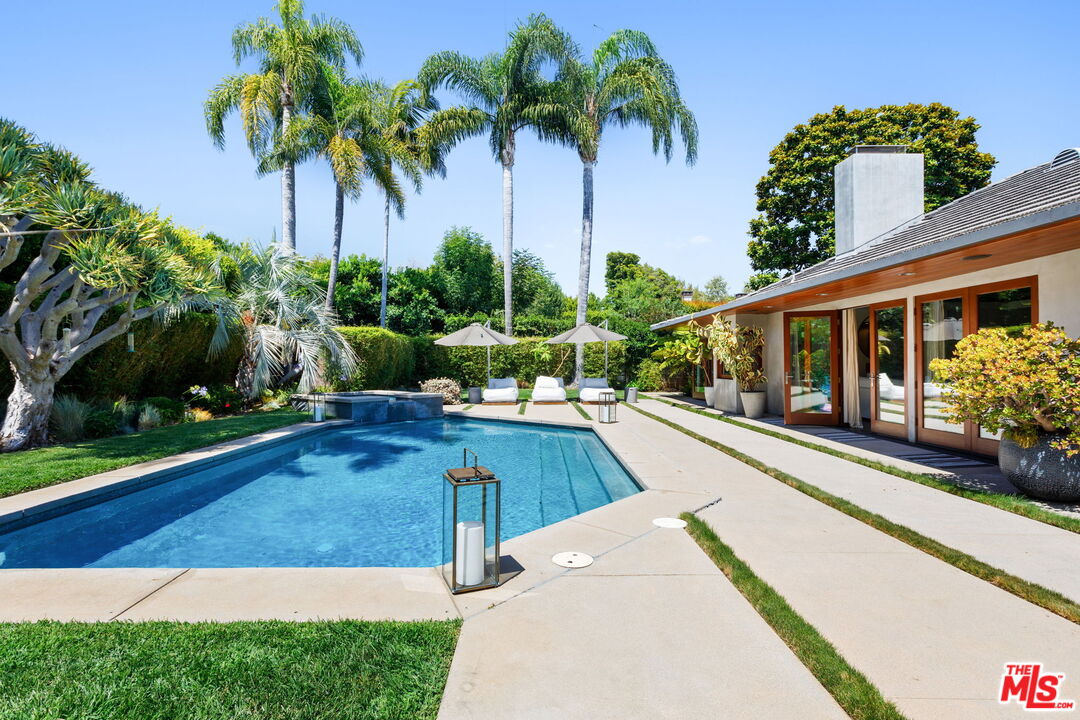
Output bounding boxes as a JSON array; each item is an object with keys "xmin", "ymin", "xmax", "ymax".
[
  {"xmin": 708, "ymin": 319, "xmax": 767, "ymax": 418},
  {"xmin": 652, "ymin": 329, "xmax": 715, "ymax": 406},
  {"xmin": 929, "ymin": 323, "xmax": 1080, "ymax": 502}
]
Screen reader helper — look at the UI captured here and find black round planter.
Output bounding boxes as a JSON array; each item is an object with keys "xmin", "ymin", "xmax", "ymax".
[{"xmin": 999, "ymin": 433, "xmax": 1080, "ymax": 502}]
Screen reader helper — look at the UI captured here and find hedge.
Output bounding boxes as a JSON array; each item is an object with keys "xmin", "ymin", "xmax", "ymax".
[
  {"xmin": 0, "ymin": 313, "xmax": 243, "ymax": 403},
  {"xmin": 333, "ymin": 326, "xmax": 628, "ymax": 390}
]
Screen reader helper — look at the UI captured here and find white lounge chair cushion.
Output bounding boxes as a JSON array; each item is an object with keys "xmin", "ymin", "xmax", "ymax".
[
  {"xmin": 579, "ymin": 378, "xmax": 613, "ymax": 403},
  {"xmin": 580, "ymin": 377, "xmax": 609, "ymax": 389},
  {"xmin": 488, "ymin": 377, "xmax": 517, "ymax": 389},
  {"xmin": 483, "ymin": 386, "xmax": 519, "ymax": 403},
  {"xmin": 532, "ymin": 376, "xmax": 566, "ymax": 402}
]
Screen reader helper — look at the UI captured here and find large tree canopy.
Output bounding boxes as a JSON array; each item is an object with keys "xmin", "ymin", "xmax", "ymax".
[{"xmin": 745, "ymin": 103, "xmax": 996, "ymax": 290}]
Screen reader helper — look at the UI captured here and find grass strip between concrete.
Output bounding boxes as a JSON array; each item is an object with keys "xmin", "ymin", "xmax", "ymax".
[
  {"xmin": 652, "ymin": 396, "xmax": 1080, "ymax": 535},
  {"xmin": 461, "ymin": 404, "xmax": 474, "ymax": 411},
  {"xmin": 571, "ymin": 402, "xmax": 592, "ymax": 420},
  {"xmin": 626, "ymin": 402, "xmax": 1080, "ymax": 625},
  {"xmin": 517, "ymin": 402, "xmax": 527, "ymax": 415},
  {"xmin": 682, "ymin": 513, "xmax": 907, "ymax": 720}
]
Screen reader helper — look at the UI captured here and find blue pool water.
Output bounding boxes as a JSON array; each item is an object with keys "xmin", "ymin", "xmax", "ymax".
[{"xmin": 0, "ymin": 417, "xmax": 639, "ymax": 568}]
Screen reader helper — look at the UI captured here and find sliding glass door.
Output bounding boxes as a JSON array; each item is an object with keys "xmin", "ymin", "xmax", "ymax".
[
  {"xmin": 784, "ymin": 311, "xmax": 840, "ymax": 425},
  {"xmin": 869, "ymin": 301, "xmax": 906, "ymax": 437},
  {"xmin": 916, "ymin": 278, "xmax": 1036, "ymax": 453}
]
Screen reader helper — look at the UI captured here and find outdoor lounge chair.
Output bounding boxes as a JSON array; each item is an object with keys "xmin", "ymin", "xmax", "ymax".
[
  {"xmin": 483, "ymin": 377, "xmax": 520, "ymax": 404},
  {"xmin": 531, "ymin": 375, "xmax": 567, "ymax": 404},
  {"xmin": 578, "ymin": 377, "xmax": 614, "ymax": 404}
]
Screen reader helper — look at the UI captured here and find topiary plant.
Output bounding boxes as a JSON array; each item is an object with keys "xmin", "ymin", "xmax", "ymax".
[{"xmin": 929, "ymin": 323, "xmax": 1080, "ymax": 455}]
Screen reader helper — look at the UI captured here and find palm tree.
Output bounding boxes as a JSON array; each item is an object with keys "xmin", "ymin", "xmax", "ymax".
[
  {"xmin": 418, "ymin": 14, "xmax": 573, "ymax": 335},
  {"xmin": 548, "ymin": 30, "xmax": 697, "ymax": 382},
  {"xmin": 365, "ymin": 80, "xmax": 453, "ymax": 327},
  {"xmin": 204, "ymin": 0, "xmax": 362, "ymax": 251},
  {"xmin": 213, "ymin": 244, "xmax": 356, "ymax": 400},
  {"xmin": 271, "ymin": 69, "xmax": 407, "ymax": 309}
]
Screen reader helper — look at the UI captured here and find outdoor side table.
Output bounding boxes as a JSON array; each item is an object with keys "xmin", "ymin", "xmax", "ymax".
[{"xmin": 468, "ymin": 386, "xmax": 482, "ymax": 404}]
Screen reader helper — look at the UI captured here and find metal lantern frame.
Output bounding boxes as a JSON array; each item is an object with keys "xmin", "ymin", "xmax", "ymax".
[
  {"xmin": 442, "ymin": 449, "xmax": 502, "ymax": 594},
  {"xmin": 310, "ymin": 391, "xmax": 326, "ymax": 422},
  {"xmin": 598, "ymin": 390, "xmax": 617, "ymax": 423}
]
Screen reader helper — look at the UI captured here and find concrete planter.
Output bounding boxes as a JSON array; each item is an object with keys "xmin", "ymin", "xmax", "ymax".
[
  {"xmin": 703, "ymin": 386, "xmax": 717, "ymax": 408},
  {"xmin": 625, "ymin": 387, "xmax": 639, "ymax": 404},
  {"xmin": 999, "ymin": 433, "xmax": 1080, "ymax": 502},
  {"xmin": 740, "ymin": 391, "xmax": 766, "ymax": 419}
]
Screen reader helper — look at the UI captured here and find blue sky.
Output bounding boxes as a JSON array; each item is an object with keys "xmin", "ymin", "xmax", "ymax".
[{"xmin": 6, "ymin": 0, "xmax": 1078, "ymax": 295}]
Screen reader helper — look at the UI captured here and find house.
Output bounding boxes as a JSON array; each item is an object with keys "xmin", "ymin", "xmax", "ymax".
[{"xmin": 652, "ymin": 145, "xmax": 1080, "ymax": 456}]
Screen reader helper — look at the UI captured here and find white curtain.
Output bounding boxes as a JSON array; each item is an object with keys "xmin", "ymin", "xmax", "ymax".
[{"xmin": 842, "ymin": 308, "xmax": 862, "ymax": 428}]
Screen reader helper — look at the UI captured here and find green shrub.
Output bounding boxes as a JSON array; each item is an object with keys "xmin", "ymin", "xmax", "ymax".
[
  {"xmin": 84, "ymin": 408, "xmax": 121, "ymax": 439},
  {"xmin": 142, "ymin": 397, "xmax": 185, "ymax": 424},
  {"xmin": 632, "ymin": 359, "xmax": 665, "ymax": 391},
  {"xmin": 138, "ymin": 405, "xmax": 163, "ymax": 431},
  {"xmin": 335, "ymin": 327, "xmax": 415, "ymax": 390},
  {"xmin": 190, "ymin": 385, "xmax": 242, "ymax": 415},
  {"xmin": 50, "ymin": 395, "xmax": 91, "ymax": 442}
]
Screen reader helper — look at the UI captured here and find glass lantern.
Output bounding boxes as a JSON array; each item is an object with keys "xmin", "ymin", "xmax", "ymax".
[
  {"xmin": 442, "ymin": 449, "xmax": 501, "ymax": 594},
  {"xmin": 310, "ymin": 391, "xmax": 326, "ymax": 422},
  {"xmin": 598, "ymin": 390, "xmax": 617, "ymax": 423}
]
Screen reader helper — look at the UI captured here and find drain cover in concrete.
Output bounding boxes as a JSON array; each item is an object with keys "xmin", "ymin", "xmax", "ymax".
[
  {"xmin": 652, "ymin": 517, "xmax": 688, "ymax": 529},
  {"xmin": 551, "ymin": 551, "xmax": 594, "ymax": 568}
]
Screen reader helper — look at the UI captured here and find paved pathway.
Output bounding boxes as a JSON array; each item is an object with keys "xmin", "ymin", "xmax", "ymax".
[
  {"xmin": 444, "ymin": 402, "xmax": 1080, "ymax": 720},
  {"xmin": 638, "ymin": 396, "xmax": 1080, "ymax": 603}
]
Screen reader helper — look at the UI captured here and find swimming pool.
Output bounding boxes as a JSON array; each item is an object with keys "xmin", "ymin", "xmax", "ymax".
[{"xmin": 0, "ymin": 417, "xmax": 640, "ymax": 568}]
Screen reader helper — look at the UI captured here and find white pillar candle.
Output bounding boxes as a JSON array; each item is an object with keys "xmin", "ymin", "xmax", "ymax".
[{"xmin": 455, "ymin": 520, "xmax": 485, "ymax": 586}]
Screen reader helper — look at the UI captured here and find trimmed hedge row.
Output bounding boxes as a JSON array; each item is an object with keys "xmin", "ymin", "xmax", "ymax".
[
  {"xmin": 0, "ymin": 314, "xmax": 243, "ymax": 402},
  {"xmin": 334, "ymin": 326, "xmax": 628, "ymax": 390}
]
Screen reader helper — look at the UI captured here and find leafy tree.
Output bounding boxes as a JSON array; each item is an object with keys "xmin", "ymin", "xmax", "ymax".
[
  {"xmin": 384, "ymin": 267, "xmax": 442, "ymax": 335},
  {"xmin": 603, "ymin": 258, "xmax": 685, "ymax": 326},
  {"xmin": 545, "ymin": 29, "xmax": 697, "ymax": 382},
  {"xmin": 309, "ymin": 254, "xmax": 382, "ymax": 325},
  {"xmin": 503, "ymin": 248, "xmax": 565, "ymax": 316},
  {"xmin": 204, "ymin": 0, "xmax": 362, "ymax": 250},
  {"xmin": 430, "ymin": 227, "xmax": 498, "ymax": 316},
  {"xmin": 419, "ymin": 14, "xmax": 574, "ymax": 335},
  {"xmin": 746, "ymin": 103, "xmax": 996, "ymax": 287},
  {"xmin": 0, "ymin": 120, "xmax": 221, "ymax": 450},
  {"xmin": 700, "ymin": 275, "xmax": 730, "ymax": 303},
  {"xmin": 605, "ymin": 251, "xmax": 641, "ymax": 293}
]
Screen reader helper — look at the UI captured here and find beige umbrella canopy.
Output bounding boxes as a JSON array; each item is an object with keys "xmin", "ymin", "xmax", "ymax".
[
  {"xmin": 434, "ymin": 323, "xmax": 517, "ymax": 380},
  {"xmin": 545, "ymin": 322, "xmax": 628, "ymax": 378}
]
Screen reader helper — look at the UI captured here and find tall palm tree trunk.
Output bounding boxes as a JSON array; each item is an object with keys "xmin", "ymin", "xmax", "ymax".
[
  {"xmin": 574, "ymin": 160, "xmax": 596, "ymax": 384},
  {"xmin": 280, "ymin": 87, "xmax": 297, "ymax": 250},
  {"xmin": 380, "ymin": 192, "xmax": 391, "ymax": 328},
  {"xmin": 501, "ymin": 139, "xmax": 515, "ymax": 335},
  {"xmin": 326, "ymin": 182, "xmax": 345, "ymax": 308}
]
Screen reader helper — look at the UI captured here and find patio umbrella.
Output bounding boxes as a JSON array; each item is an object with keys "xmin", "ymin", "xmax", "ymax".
[
  {"xmin": 545, "ymin": 321, "xmax": 628, "ymax": 377},
  {"xmin": 434, "ymin": 323, "xmax": 517, "ymax": 381}
]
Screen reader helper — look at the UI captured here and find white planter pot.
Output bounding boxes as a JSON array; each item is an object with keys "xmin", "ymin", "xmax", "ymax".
[
  {"xmin": 740, "ymin": 391, "xmax": 766, "ymax": 419},
  {"xmin": 703, "ymin": 386, "xmax": 717, "ymax": 408}
]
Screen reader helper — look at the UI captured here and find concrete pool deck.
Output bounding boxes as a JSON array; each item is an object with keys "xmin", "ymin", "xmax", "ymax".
[{"xmin": 3, "ymin": 400, "xmax": 1079, "ymax": 718}]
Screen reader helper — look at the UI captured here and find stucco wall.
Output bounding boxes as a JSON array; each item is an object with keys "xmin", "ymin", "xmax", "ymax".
[{"xmin": 724, "ymin": 246, "xmax": 1080, "ymax": 432}]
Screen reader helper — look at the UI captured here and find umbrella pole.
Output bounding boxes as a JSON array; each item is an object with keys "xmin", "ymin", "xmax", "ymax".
[
  {"xmin": 487, "ymin": 345, "xmax": 491, "ymax": 382},
  {"xmin": 603, "ymin": 319, "xmax": 609, "ymax": 378}
]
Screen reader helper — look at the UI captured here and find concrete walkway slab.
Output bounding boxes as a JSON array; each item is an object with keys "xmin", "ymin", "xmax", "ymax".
[
  {"xmin": 0, "ymin": 568, "xmax": 184, "ymax": 621},
  {"xmin": 639, "ymin": 397, "xmax": 1080, "ymax": 603}
]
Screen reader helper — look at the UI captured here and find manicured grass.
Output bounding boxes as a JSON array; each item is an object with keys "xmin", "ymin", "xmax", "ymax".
[
  {"xmin": 571, "ymin": 402, "xmax": 592, "ymax": 420},
  {"xmin": 652, "ymin": 395, "xmax": 1080, "ymax": 535},
  {"xmin": 517, "ymin": 401, "xmax": 527, "ymax": 415},
  {"xmin": 0, "ymin": 619, "xmax": 460, "ymax": 720},
  {"xmin": 0, "ymin": 410, "xmax": 307, "ymax": 498},
  {"xmin": 682, "ymin": 514, "xmax": 905, "ymax": 720},
  {"xmin": 627, "ymin": 402, "xmax": 1080, "ymax": 625}
]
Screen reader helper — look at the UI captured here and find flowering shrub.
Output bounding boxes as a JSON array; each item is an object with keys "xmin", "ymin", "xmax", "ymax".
[
  {"xmin": 421, "ymin": 377, "xmax": 462, "ymax": 405},
  {"xmin": 929, "ymin": 323, "xmax": 1080, "ymax": 454}
]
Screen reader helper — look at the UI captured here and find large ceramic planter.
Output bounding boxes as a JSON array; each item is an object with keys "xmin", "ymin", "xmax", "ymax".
[
  {"xmin": 999, "ymin": 433, "xmax": 1080, "ymax": 502},
  {"xmin": 625, "ymin": 387, "xmax": 639, "ymax": 404},
  {"xmin": 703, "ymin": 386, "xmax": 717, "ymax": 408},
  {"xmin": 740, "ymin": 391, "xmax": 766, "ymax": 419}
]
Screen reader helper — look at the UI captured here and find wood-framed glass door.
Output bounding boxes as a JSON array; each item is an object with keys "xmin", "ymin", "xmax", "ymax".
[
  {"xmin": 916, "ymin": 276, "xmax": 1037, "ymax": 453},
  {"xmin": 784, "ymin": 311, "xmax": 841, "ymax": 425},
  {"xmin": 869, "ymin": 300, "xmax": 907, "ymax": 438}
]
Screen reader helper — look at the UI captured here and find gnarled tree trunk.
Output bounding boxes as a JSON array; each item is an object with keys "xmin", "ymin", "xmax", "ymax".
[{"xmin": 0, "ymin": 372, "xmax": 56, "ymax": 452}]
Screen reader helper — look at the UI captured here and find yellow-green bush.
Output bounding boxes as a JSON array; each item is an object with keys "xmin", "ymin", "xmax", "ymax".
[{"xmin": 335, "ymin": 327, "xmax": 416, "ymax": 390}]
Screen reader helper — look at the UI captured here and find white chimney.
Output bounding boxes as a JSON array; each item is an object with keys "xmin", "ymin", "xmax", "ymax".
[{"xmin": 834, "ymin": 145, "xmax": 924, "ymax": 255}]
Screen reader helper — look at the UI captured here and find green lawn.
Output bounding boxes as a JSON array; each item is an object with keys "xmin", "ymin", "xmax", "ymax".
[
  {"xmin": 0, "ymin": 409, "xmax": 307, "ymax": 498},
  {"xmin": 0, "ymin": 619, "xmax": 460, "ymax": 720}
]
